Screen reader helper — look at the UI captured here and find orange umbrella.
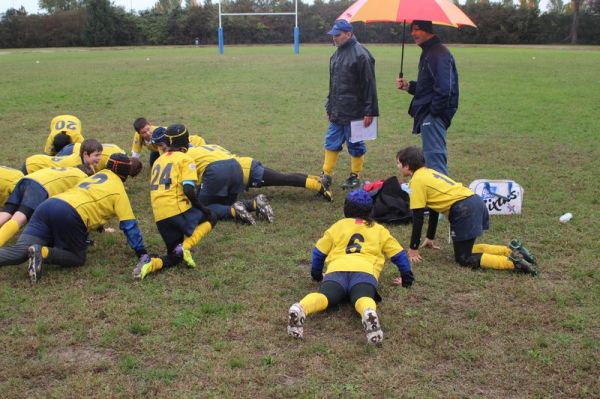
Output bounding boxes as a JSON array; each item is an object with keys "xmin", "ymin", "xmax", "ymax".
[{"xmin": 338, "ymin": 0, "xmax": 476, "ymax": 76}]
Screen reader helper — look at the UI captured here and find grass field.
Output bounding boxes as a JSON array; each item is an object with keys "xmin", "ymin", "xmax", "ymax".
[{"xmin": 0, "ymin": 44, "xmax": 599, "ymax": 398}]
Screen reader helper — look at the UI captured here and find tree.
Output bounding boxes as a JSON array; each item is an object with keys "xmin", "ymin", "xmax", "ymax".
[
  {"xmin": 570, "ymin": 0, "xmax": 580, "ymax": 43},
  {"xmin": 83, "ymin": 0, "xmax": 117, "ymax": 45},
  {"xmin": 547, "ymin": 0, "xmax": 565, "ymax": 13},
  {"xmin": 39, "ymin": 0, "xmax": 81, "ymax": 14}
]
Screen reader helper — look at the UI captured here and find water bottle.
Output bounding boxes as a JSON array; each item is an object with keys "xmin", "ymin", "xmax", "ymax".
[{"xmin": 559, "ymin": 212, "xmax": 573, "ymax": 223}]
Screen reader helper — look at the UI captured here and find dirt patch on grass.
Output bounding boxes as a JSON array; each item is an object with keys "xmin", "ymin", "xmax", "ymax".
[{"xmin": 51, "ymin": 347, "xmax": 115, "ymax": 370}]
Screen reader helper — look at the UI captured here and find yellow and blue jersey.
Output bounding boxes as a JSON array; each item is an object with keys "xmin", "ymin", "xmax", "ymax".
[
  {"xmin": 315, "ymin": 218, "xmax": 404, "ymax": 280},
  {"xmin": 131, "ymin": 125, "xmax": 160, "ymax": 156},
  {"xmin": 44, "ymin": 115, "xmax": 84, "ymax": 155},
  {"xmin": 96, "ymin": 144, "xmax": 126, "ymax": 171},
  {"xmin": 186, "ymin": 145, "xmax": 233, "ymax": 181},
  {"xmin": 150, "ymin": 151, "xmax": 198, "ymax": 222},
  {"xmin": 0, "ymin": 166, "xmax": 24, "ymax": 206},
  {"xmin": 54, "ymin": 170, "xmax": 135, "ymax": 231},
  {"xmin": 25, "ymin": 154, "xmax": 71, "ymax": 174},
  {"xmin": 24, "ymin": 167, "xmax": 89, "ymax": 197},
  {"xmin": 408, "ymin": 167, "xmax": 473, "ymax": 215}
]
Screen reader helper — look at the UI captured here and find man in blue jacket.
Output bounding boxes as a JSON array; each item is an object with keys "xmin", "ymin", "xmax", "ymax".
[
  {"xmin": 321, "ymin": 19, "xmax": 379, "ymax": 191},
  {"xmin": 396, "ymin": 20, "xmax": 459, "ymax": 176}
]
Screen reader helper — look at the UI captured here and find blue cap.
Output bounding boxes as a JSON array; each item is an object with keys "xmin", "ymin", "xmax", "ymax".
[
  {"xmin": 151, "ymin": 126, "xmax": 167, "ymax": 145},
  {"xmin": 346, "ymin": 189, "xmax": 373, "ymax": 206},
  {"xmin": 327, "ymin": 19, "xmax": 353, "ymax": 36}
]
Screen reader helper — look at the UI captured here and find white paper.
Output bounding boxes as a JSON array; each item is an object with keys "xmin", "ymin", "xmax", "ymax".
[{"xmin": 350, "ymin": 117, "xmax": 377, "ymax": 143}]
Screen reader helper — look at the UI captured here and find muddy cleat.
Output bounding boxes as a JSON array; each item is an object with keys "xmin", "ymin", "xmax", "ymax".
[
  {"xmin": 287, "ymin": 303, "xmax": 305, "ymax": 339},
  {"xmin": 509, "ymin": 239, "xmax": 536, "ymax": 265},
  {"xmin": 27, "ymin": 245, "xmax": 44, "ymax": 284},
  {"xmin": 317, "ymin": 185, "xmax": 333, "ymax": 202},
  {"xmin": 341, "ymin": 173, "xmax": 361, "ymax": 190},
  {"xmin": 320, "ymin": 173, "xmax": 333, "ymax": 191},
  {"xmin": 133, "ymin": 254, "xmax": 153, "ymax": 280},
  {"xmin": 232, "ymin": 201, "xmax": 256, "ymax": 225},
  {"xmin": 509, "ymin": 251, "xmax": 538, "ymax": 276},
  {"xmin": 362, "ymin": 308, "xmax": 383, "ymax": 345},
  {"xmin": 174, "ymin": 244, "xmax": 196, "ymax": 268},
  {"xmin": 254, "ymin": 194, "xmax": 274, "ymax": 223}
]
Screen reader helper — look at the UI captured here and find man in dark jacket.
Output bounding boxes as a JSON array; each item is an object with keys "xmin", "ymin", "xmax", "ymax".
[
  {"xmin": 396, "ymin": 20, "xmax": 459, "ymax": 176},
  {"xmin": 321, "ymin": 19, "xmax": 379, "ymax": 191}
]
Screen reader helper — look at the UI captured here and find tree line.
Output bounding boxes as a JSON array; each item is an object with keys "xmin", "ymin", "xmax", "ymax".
[{"xmin": 1, "ymin": 0, "xmax": 599, "ymax": 48}]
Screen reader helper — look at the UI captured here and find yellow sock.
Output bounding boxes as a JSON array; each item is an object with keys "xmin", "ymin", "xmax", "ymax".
[
  {"xmin": 182, "ymin": 221, "xmax": 212, "ymax": 250},
  {"xmin": 305, "ymin": 177, "xmax": 322, "ymax": 192},
  {"xmin": 354, "ymin": 296, "xmax": 376, "ymax": 316},
  {"xmin": 480, "ymin": 253, "xmax": 515, "ymax": 270},
  {"xmin": 0, "ymin": 219, "xmax": 20, "ymax": 246},
  {"xmin": 41, "ymin": 246, "xmax": 49, "ymax": 259},
  {"xmin": 473, "ymin": 243, "xmax": 511, "ymax": 256},
  {"xmin": 149, "ymin": 258, "xmax": 164, "ymax": 273},
  {"xmin": 350, "ymin": 155, "xmax": 364, "ymax": 176},
  {"xmin": 299, "ymin": 292, "xmax": 328, "ymax": 316},
  {"xmin": 322, "ymin": 150, "xmax": 340, "ymax": 176}
]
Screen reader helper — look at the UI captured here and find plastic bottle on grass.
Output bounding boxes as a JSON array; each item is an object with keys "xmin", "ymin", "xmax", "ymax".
[{"xmin": 559, "ymin": 213, "xmax": 573, "ymax": 223}]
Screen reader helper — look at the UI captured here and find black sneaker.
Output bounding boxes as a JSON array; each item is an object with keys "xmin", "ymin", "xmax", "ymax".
[
  {"xmin": 28, "ymin": 245, "xmax": 44, "ymax": 284},
  {"xmin": 341, "ymin": 173, "xmax": 360, "ymax": 190}
]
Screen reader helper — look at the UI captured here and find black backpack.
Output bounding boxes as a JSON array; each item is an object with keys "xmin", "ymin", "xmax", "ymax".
[{"xmin": 369, "ymin": 176, "xmax": 412, "ymax": 224}]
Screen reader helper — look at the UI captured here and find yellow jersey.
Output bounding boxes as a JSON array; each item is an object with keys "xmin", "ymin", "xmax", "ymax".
[
  {"xmin": 25, "ymin": 154, "xmax": 70, "ymax": 174},
  {"xmin": 25, "ymin": 167, "xmax": 89, "ymax": 197},
  {"xmin": 408, "ymin": 167, "xmax": 474, "ymax": 215},
  {"xmin": 44, "ymin": 115, "xmax": 84, "ymax": 155},
  {"xmin": 186, "ymin": 145, "xmax": 233, "ymax": 181},
  {"xmin": 150, "ymin": 151, "xmax": 198, "ymax": 222},
  {"xmin": 188, "ymin": 135, "xmax": 206, "ymax": 148},
  {"xmin": 54, "ymin": 170, "xmax": 135, "ymax": 231},
  {"xmin": 0, "ymin": 166, "xmax": 24, "ymax": 206},
  {"xmin": 131, "ymin": 125, "xmax": 159, "ymax": 155},
  {"xmin": 316, "ymin": 218, "xmax": 404, "ymax": 280},
  {"xmin": 96, "ymin": 144, "xmax": 126, "ymax": 171}
]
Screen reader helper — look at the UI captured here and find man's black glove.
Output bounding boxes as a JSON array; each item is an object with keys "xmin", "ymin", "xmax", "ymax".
[
  {"xmin": 400, "ymin": 270, "xmax": 414, "ymax": 288},
  {"xmin": 311, "ymin": 270, "xmax": 323, "ymax": 282}
]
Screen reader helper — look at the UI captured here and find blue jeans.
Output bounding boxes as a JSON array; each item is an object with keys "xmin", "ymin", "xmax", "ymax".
[
  {"xmin": 420, "ymin": 114, "xmax": 448, "ymax": 176},
  {"xmin": 324, "ymin": 121, "xmax": 366, "ymax": 157}
]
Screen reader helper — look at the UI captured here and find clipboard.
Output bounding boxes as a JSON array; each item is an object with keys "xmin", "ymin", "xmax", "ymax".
[{"xmin": 350, "ymin": 117, "xmax": 377, "ymax": 143}]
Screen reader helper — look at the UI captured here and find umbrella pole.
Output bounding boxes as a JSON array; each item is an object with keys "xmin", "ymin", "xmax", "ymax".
[{"xmin": 399, "ymin": 20, "xmax": 406, "ymax": 78}]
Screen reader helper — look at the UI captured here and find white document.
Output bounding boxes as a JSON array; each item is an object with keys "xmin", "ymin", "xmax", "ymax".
[{"xmin": 350, "ymin": 117, "xmax": 377, "ymax": 143}]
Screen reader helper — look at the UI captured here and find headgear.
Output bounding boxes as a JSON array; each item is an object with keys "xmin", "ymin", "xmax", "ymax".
[
  {"xmin": 164, "ymin": 124, "xmax": 190, "ymax": 148},
  {"xmin": 106, "ymin": 153, "xmax": 132, "ymax": 181}
]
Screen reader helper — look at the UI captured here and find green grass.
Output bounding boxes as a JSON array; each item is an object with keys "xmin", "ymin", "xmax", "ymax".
[{"xmin": 0, "ymin": 44, "xmax": 599, "ymax": 397}]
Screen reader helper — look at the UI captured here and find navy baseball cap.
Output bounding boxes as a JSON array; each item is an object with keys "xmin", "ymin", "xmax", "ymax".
[{"xmin": 327, "ymin": 19, "xmax": 353, "ymax": 35}]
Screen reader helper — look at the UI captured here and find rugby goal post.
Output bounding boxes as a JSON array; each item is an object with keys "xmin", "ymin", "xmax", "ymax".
[{"xmin": 218, "ymin": 0, "xmax": 300, "ymax": 54}]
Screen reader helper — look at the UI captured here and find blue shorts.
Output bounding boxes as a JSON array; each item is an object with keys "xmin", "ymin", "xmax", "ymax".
[
  {"xmin": 324, "ymin": 121, "xmax": 367, "ymax": 157},
  {"xmin": 247, "ymin": 159, "xmax": 265, "ymax": 188},
  {"xmin": 156, "ymin": 207, "xmax": 206, "ymax": 252},
  {"xmin": 449, "ymin": 195, "xmax": 490, "ymax": 242},
  {"xmin": 3, "ymin": 179, "xmax": 49, "ymax": 216},
  {"xmin": 23, "ymin": 198, "xmax": 88, "ymax": 252},
  {"xmin": 323, "ymin": 271, "xmax": 378, "ymax": 291},
  {"xmin": 199, "ymin": 159, "xmax": 245, "ymax": 197}
]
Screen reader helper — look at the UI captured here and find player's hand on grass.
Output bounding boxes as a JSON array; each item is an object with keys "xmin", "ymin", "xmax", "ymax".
[
  {"xmin": 311, "ymin": 270, "xmax": 323, "ymax": 282},
  {"xmin": 420, "ymin": 238, "xmax": 440, "ymax": 250},
  {"xmin": 408, "ymin": 249, "xmax": 422, "ymax": 263},
  {"xmin": 393, "ymin": 271, "xmax": 414, "ymax": 288}
]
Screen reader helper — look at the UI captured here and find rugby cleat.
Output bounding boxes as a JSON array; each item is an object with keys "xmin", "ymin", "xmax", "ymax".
[
  {"xmin": 287, "ymin": 302, "xmax": 305, "ymax": 339},
  {"xmin": 508, "ymin": 239, "xmax": 536, "ymax": 265},
  {"xmin": 319, "ymin": 172, "xmax": 332, "ymax": 191},
  {"xmin": 133, "ymin": 254, "xmax": 153, "ymax": 280},
  {"xmin": 509, "ymin": 251, "xmax": 538, "ymax": 276},
  {"xmin": 174, "ymin": 243, "xmax": 196, "ymax": 268},
  {"xmin": 27, "ymin": 245, "xmax": 44, "ymax": 284},
  {"xmin": 362, "ymin": 308, "xmax": 383, "ymax": 345},
  {"xmin": 232, "ymin": 201, "xmax": 256, "ymax": 225},
  {"xmin": 341, "ymin": 173, "xmax": 361, "ymax": 190},
  {"xmin": 254, "ymin": 194, "xmax": 274, "ymax": 223}
]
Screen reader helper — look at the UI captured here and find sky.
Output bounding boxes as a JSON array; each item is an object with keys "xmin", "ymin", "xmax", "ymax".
[{"xmin": 3, "ymin": 0, "xmax": 553, "ymax": 15}]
